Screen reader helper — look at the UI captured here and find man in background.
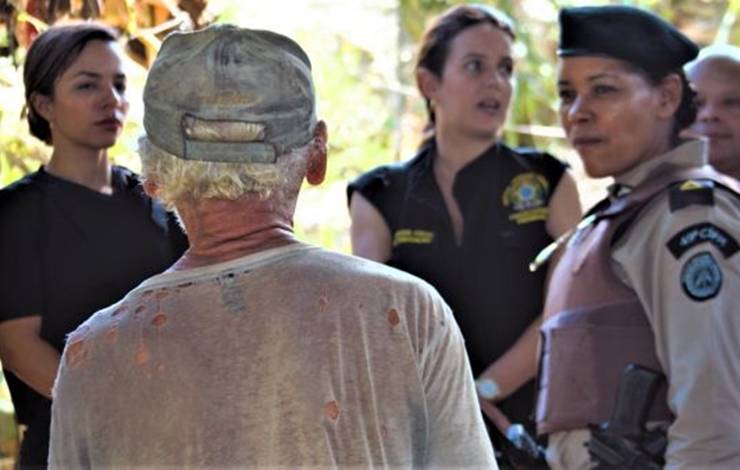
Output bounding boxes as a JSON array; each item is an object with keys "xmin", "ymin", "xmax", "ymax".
[{"xmin": 686, "ymin": 45, "xmax": 740, "ymax": 179}]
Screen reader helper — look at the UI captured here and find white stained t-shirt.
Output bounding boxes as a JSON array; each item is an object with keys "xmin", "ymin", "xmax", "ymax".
[{"xmin": 49, "ymin": 243, "xmax": 497, "ymax": 469}]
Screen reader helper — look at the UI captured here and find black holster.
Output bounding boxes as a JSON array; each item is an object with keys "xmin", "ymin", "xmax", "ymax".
[{"xmin": 587, "ymin": 364, "xmax": 669, "ymax": 469}]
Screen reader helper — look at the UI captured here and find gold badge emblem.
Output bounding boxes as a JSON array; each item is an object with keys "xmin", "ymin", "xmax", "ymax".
[{"xmin": 502, "ymin": 173, "xmax": 550, "ymax": 224}]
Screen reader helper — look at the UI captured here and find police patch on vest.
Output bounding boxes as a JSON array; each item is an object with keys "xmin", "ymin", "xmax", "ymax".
[
  {"xmin": 681, "ymin": 251, "xmax": 722, "ymax": 301},
  {"xmin": 666, "ymin": 222, "xmax": 739, "ymax": 259},
  {"xmin": 393, "ymin": 229, "xmax": 434, "ymax": 246},
  {"xmin": 502, "ymin": 172, "xmax": 550, "ymax": 224}
]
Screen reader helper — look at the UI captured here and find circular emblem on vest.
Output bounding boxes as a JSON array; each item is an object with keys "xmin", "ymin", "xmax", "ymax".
[{"xmin": 681, "ymin": 251, "xmax": 722, "ymax": 301}]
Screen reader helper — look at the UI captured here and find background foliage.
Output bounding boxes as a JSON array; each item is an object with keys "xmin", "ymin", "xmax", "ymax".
[
  {"xmin": 1, "ymin": 0, "xmax": 737, "ymax": 250},
  {"xmin": 0, "ymin": 0, "xmax": 738, "ymax": 464}
]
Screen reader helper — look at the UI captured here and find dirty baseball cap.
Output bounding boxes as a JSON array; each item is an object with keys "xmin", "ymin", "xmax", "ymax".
[{"xmin": 143, "ymin": 24, "xmax": 316, "ymax": 163}]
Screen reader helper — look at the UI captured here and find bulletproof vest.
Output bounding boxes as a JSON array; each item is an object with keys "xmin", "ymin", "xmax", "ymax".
[{"xmin": 536, "ymin": 166, "xmax": 739, "ymax": 435}]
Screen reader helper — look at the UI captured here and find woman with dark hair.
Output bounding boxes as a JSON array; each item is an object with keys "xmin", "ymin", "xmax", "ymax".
[
  {"xmin": 0, "ymin": 23, "xmax": 186, "ymax": 467},
  {"xmin": 536, "ymin": 6, "xmax": 740, "ymax": 469},
  {"xmin": 347, "ymin": 4, "xmax": 582, "ymax": 464}
]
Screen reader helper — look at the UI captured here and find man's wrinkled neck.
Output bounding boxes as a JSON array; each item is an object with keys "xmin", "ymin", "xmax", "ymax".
[{"xmin": 171, "ymin": 196, "xmax": 297, "ymax": 271}]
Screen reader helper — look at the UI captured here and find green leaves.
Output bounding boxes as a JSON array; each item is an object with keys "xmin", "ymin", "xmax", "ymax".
[{"xmin": 0, "ymin": 0, "xmax": 738, "ymax": 251}]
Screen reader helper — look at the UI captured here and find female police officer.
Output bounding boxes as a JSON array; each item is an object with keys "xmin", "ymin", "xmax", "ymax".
[{"xmin": 535, "ymin": 5, "xmax": 740, "ymax": 470}]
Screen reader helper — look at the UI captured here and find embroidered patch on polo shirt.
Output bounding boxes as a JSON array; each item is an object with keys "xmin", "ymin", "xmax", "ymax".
[
  {"xmin": 392, "ymin": 229, "xmax": 435, "ymax": 246},
  {"xmin": 503, "ymin": 172, "xmax": 550, "ymax": 224}
]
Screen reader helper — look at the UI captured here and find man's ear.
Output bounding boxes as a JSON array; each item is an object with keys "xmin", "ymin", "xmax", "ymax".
[
  {"xmin": 143, "ymin": 180, "xmax": 159, "ymax": 198},
  {"xmin": 657, "ymin": 74, "xmax": 682, "ymax": 119},
  {"xmin": 30, "ymin": 92, "xmax": 53, "ymax": 121},
  {"xmin": 306, "ymin": 120, "xmax": 327, "ymax": 186}
]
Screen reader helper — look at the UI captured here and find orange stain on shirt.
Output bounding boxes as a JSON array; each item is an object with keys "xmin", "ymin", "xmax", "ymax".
[
  {"xmin": 151, "ymin": 313, "xmax": 168, "ymax": 328},
  {"xmin": 388, "ymin": 308, "xmax": 400, "ymax": 327},
  {"xmin": 105, "ymin": 326, "xmax": 118, "ymax": 343},
  {"xmin": 324, "ymin": 400, "xmax": 341, "ymax": 421},
  {"xmin": 135, "ymin": 343, "xmax": 151, "ymax": 365},
  {"xmin": 66, "ymin": 339, "xmax": 87, "ymax": 368}
]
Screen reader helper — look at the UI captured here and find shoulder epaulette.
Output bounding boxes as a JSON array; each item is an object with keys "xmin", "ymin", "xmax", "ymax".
[{"xmin": 669, "ymin": 179, "xmax": 715, "ymax": 212}]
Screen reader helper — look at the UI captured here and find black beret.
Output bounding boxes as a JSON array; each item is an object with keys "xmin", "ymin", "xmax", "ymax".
[{"xmin": 558, "ymin": 6, "xmax": 698, "ymax": 79}]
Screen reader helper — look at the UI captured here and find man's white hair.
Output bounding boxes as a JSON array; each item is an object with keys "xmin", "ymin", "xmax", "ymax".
[{"xmin": 138, "ymin": 136, "xmax": 310, "ymax": 209}]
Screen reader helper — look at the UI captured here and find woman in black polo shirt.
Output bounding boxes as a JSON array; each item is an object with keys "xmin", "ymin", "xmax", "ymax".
[
  {"xmin": 0, "ymin": 24, "xmax": 186, "ymax": 467},
  {"xmin": 347, "ymin": 5, "xmax": 581, "ymax": 465}
]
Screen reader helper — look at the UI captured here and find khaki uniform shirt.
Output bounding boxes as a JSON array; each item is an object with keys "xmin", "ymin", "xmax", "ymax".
[{"xmin": 613, "ymin": 140, "xmax": 740, "ymax": 469}]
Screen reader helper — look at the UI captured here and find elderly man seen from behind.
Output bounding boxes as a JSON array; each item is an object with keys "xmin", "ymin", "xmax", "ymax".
[
  {"xmin": 47, "ymin": 25, "xmax": 496, "ymax": 468},
  {"xmin": 686, "ymin": 45, "xmax": 740, "ymax": 179}
]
